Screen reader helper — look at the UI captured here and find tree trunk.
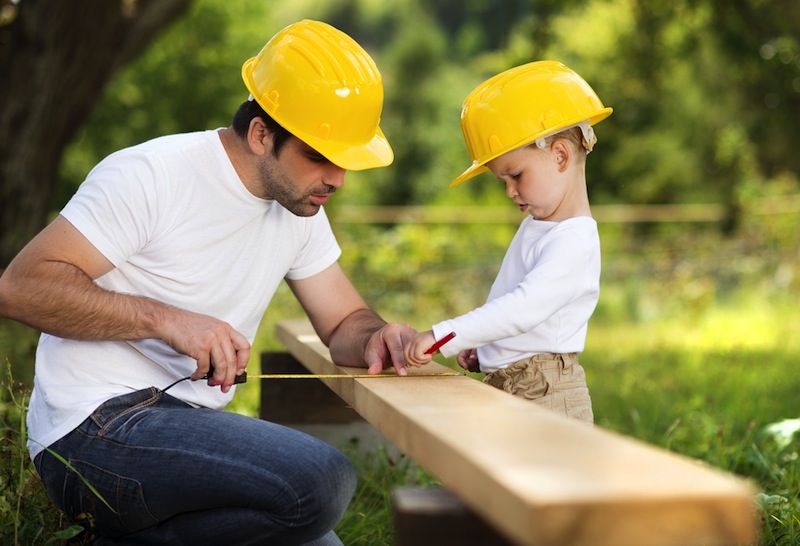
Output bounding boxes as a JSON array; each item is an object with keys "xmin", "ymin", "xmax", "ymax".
[{"xmin": 0, "ymin": 0, "xmax": 192, "ymax": 268}]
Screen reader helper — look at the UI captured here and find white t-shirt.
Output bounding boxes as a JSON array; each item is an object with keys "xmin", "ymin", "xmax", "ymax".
[
  {"xmin": 432, "ymin": 216, "xmax": 600, "ymax": 372},
  {"xmin": 27, "ymin": 130, "xmax": 341, "ymax": 458}
]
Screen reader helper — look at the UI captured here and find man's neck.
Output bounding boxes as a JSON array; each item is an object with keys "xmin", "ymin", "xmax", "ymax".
[{"xmin": 217, "ymin": 127, "xmax": 266, "ymax": 199}]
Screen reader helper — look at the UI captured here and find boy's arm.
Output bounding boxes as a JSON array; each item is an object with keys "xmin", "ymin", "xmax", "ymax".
[
  {"xmin": 287, "ymin": 262, "xmax": 415, "ymax": 375},
  {"xmin": 433, "ymin": 228, "xmax": 598, "ymax": 357},
  {"xmin": 0, "ymin": 215, "xmax": 249, "ymax": 392}
]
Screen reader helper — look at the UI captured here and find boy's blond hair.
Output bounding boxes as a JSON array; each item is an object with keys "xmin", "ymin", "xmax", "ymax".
[{"xmin": 535, "ymin": 126, "xmax": 591, "ymax": 164}]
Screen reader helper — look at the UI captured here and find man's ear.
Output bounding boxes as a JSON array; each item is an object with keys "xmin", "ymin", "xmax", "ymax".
[
  {"xmin": 246, "ymin": 117, "xmax": 274, "ymax": 156},
  {"xmin": 551, "ymin": 139, "xmax": 571, "ymax": 172}
]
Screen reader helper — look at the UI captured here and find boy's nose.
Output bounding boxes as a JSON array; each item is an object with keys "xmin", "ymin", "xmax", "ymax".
[{"xmin": 504, "ymin": 181, "xmax": 517, "ymax": 199}]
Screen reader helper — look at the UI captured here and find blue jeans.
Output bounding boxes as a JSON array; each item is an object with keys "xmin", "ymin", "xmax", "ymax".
[{"xmin": 34, "ymin": 387, "xmax": 356, "ymax": 545}]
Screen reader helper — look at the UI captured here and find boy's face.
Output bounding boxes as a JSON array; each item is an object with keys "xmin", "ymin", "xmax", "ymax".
[{"xmin": 487, "ymin": 140, "xmax": 581, "ymax": 222}]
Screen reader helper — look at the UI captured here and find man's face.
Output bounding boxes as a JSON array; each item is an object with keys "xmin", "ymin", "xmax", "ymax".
[{"xmin": 259, "ymin": 136, "xmax": 346, "ymax": 217}]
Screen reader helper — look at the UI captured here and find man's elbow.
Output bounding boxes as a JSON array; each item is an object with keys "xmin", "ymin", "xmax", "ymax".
[
  {"xmin": 0, "ymin": 267, "xmax": 11, "ymax": 317},
  {"xmin": 0, "ymin": 264, "xmax": 24, "ymax": 319}
]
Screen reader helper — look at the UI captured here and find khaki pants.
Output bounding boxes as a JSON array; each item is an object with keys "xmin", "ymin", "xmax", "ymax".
[{"xmin": 483, "ymin": 353, "xmax": 594, "ymax": 423}]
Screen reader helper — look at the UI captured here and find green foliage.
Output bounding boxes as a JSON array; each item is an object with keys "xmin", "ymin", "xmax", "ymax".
[
  {"xmin": 0, "ymin": 363, "xmax": 78, "ymax": 546},
  {"xmin": 56, "ymin": 0, "xmax": 800, "ymax": 224},
  {"xmin": 0, "ymin": 321, "xmax": 38, "ymax": 387},
  {"xmin": 59, "ymin": 0, "xmax": 282, "ymax": 208},
  {"xmin": 56, "ymin": 0, "xmax": 800, "ymax": 218},
  {"xmin": 335, "ymin": 222, "xmax": 514, "ymax": 320}
]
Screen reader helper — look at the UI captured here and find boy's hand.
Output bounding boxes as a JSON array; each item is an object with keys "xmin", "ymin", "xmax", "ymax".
[
  {"xmin": 457, "ymin": 348, "xmax": 480, "ymax": 373},
  {"xmin": 404, "ymin": 330, "xmax": 436, "ymax": 367}
]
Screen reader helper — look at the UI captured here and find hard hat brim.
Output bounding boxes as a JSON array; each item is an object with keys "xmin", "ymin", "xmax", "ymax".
[
  {"xmin": 304, "ymin": 126, "xmax": 394, "ymax": 171},
  {"xmin": 449, "ymin": 107, "xmax": 613, "ymax": 188},
  {"xmin": 449, "ymin": 163, "xmax": 489, "ymax": 188}
]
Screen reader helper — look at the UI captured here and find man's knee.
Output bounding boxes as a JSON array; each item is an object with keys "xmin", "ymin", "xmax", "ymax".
[{"xmin": 312, "ymin": 446, "xmax": 356, "ymax": 521}]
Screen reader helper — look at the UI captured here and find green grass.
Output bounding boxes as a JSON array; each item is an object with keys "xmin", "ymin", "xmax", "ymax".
[
  {"xmin": 1, "ymin": 222, "xmax": 798, "ymax": 544},
  {"xmin": 582, "ymin": 293, "xmax": 800, "ymax": 546},
  {"xmin": 0, "ymin": 363, "xmax": 83, "ymax": 545},
  {"xmin": 335, "ymin": 445, "xmax": 438, "ymax": 546}
]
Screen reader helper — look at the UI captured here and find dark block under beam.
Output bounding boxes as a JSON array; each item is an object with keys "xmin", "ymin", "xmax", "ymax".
[
  {"xmin": 259, "ymin": 351, "xmax": 362, "ymax": 424},
  {"xmin": 393, "ymin": 486, "xmax": 516, "ymax": 546}
]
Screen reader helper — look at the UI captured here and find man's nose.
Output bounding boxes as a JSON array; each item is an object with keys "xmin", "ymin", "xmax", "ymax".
[{"xmin": 325, "ymin": 165, "xmax": 346, "ymax": 189}]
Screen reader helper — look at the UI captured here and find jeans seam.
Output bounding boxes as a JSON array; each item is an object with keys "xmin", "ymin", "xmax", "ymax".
[
  {"xmin": 63, "ymin": 430, "xmax": 305, "ymax": 525},
  {"xmin": 95, "ymin": 389, "xmax": 163, "ymax": 437}
]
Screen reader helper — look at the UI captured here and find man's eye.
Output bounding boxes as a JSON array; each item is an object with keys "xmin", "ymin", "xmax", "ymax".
[{"xmin": 306, "ymin": 153, "xmax": 326, "ymax": 163}]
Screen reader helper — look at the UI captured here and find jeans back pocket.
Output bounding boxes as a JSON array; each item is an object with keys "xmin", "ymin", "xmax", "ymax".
[{"xmin": 61, "ymin": 458, "xmax": 158, "ymax": 537}]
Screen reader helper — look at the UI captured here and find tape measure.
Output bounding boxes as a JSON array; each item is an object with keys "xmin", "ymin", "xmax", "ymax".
[
  {"xmin": 206, "ymin": 370, "xmax": 463, "ymax": 384},
  {"xmin": 161, "ymin": 332, "xmax": 461, "ymax": 392}
]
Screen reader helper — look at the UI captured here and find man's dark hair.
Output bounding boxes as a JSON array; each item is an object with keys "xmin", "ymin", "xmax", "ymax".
[{"xmin": 231, "ymin": 99, "xmax": 293, "ymax": 156}]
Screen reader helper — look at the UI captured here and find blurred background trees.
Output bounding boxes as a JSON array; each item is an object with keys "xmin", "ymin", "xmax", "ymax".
[
  {"xmin": 2, "ymin": 0, "xmax": 799, "ymax": 361},
  {"xmin": 0, "ymin": 0, "xmax": 192, "ymax": 267},
  {"xmin": 2, "ymin": 0, "xmax": 797, "ymax": 249}
]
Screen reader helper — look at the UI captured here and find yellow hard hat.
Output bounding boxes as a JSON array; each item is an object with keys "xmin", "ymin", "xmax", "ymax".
[
  {"xmin": 450, "ymin": 60, "xmax": 612, "ymax": 187},
  {"xmin": 242, "ymin": 19, "xmax": 393, "ymax": 170}
]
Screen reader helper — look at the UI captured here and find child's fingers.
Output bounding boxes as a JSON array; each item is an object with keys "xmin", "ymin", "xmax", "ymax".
[
  {"xmin": 406, "ymin": 350, "xmax": 431, "ymax": 367},
  {"xmin": 403, "ymin": 345, "xmax": 421, "ymax": 366}
]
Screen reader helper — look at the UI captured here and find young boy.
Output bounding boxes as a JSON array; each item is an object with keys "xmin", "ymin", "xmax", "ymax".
[{"xmin": 405, "ymin": 61, "xmax": 612, "ymax": 422}]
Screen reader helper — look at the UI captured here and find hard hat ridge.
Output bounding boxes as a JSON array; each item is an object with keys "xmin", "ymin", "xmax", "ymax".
[
  {"xmin": 450, "ymin": 60, "xmax": 612, "ymax": 188},
  {"xmin": 241, "ymin": 19, "xmax": 393, "ymax": 171}
]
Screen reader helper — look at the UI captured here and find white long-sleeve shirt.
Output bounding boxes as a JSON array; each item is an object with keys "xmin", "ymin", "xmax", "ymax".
[{"xmin": 432, "ymin": 216, "xmax": 600, "ymax": 373}]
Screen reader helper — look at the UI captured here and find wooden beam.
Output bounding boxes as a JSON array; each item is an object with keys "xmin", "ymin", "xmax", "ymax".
[{"xmin": 276, "ymin": 320, "xmax": 759, "ymax": 546}]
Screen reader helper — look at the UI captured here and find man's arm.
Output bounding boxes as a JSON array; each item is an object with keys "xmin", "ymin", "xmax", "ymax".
[
  {"xmin": 0, "ymin": 216, "xmax": 248, "ymax": 391},
  {"xmin": 287, "ymin": 262, "xmax": 415, "ymax": 375}
]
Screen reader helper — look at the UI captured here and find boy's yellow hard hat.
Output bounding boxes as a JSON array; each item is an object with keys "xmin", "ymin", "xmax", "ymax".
[
  {"xmin": 242, "ymin": 20, "xmax": 393, "ymax": 170},
  {"xmin": 450, "ymin": 60, "xmax": 612, "ymax": 187}
]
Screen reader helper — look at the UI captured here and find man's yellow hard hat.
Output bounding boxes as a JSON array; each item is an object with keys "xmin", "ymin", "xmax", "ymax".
[
  {"xmin": 242, "ymin": 19, "xmax": 393, "ymax": 170},
  {"xmin": 450, "ymin": 60, "xmax": 612, "ymax": 187}
]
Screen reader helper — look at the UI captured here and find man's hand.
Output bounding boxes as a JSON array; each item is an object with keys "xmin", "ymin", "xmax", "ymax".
[
  {"xmin": 160, "ymin": 309, "xmax": 250, "ymax": 393},
  {"xmin": 364, "ymin": 322, "xmax": 417, "ymax": 376},
  {"xmin": 288, "ymin": 264, "xmax": 418, "ymax": 374},
  {"xmin": 0, "ymin": 215, "xmax": 251, "ymax": 394}
]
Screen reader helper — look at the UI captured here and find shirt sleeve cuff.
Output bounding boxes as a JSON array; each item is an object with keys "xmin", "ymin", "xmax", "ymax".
[{"xmin": 432, "ymin": 321, "xmax": 459, "ymax": 358}]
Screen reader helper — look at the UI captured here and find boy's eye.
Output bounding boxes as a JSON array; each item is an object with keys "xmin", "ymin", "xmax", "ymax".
[{"xmin": 497, "ymin": 172, "xmax": 521, "ymax": 183}]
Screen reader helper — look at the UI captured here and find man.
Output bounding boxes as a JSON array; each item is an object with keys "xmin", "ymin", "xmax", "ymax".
[{"xmin": 0, "ymin": 20, "xmax": 414, "ymax": 545}]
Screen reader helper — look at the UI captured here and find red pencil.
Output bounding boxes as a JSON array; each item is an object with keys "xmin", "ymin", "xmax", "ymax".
[{"xmin": 424, "ymin": 331, "xmax": 456, "ymax": 355}]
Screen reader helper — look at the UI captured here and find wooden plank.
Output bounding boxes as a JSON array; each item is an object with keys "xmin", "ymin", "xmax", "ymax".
[{"xmin": 276, "ymin": 320, "xmax": 759, "ymax": 546}]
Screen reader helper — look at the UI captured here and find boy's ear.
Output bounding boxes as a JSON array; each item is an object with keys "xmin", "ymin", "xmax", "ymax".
[
  {"xmin": 551, "ymin": 139, "xmax": 571, "ymax": 172},
  {"xmin": 246, "ymin": 117, "xmax": 275, "ymax": 156}
]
